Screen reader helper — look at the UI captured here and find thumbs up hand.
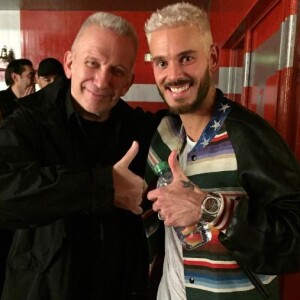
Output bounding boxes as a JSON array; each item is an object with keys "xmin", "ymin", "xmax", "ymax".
[
  {"xmin": 113, "ymin": 141, "xmax": 143, "ymax": 214},
  {"xmin": 147, "ymin": 150, "xmax": 207, "ymax": 226}
]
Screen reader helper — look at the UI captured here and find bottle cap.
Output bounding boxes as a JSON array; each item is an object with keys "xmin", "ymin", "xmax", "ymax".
[{"xmin": 153, "ymin": 161, "xmax": 169, "ymax": 175}]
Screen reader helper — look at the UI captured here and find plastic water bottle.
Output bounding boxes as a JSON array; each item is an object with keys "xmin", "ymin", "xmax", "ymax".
[{"xmin": 153, "ymin": 161, "xmax": 212, "ymax": 250}]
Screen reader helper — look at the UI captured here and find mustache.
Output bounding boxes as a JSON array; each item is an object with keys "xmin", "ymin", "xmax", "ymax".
[{"xmin": 164, "ymin": 78, "xmax": 193, "ymax": 88}]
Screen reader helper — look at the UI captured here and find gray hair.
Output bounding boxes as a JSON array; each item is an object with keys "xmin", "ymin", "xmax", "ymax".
[
  {"xmin": 145, "ymin": 2, "xmax": 212, "ymax": 52},
  {"xmin": 72, "ymin": 12, "xmax": 138, "ymax": 53}
]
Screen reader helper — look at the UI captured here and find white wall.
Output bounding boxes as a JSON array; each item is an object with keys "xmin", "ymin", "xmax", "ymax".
[{"xmin": 0, "ymin": 10, "xmax": 21, "ymax": 90}]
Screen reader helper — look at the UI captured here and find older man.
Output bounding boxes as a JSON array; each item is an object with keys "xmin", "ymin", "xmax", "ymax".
[{"xmin": 0, "ymin": 12, "xmax": 165, "ymax": 300}]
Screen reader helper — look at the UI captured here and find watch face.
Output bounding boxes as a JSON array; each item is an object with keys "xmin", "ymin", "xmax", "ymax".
[{"xmin": 203, "ymin": 196, "xmax": 220, "ymax": 214}]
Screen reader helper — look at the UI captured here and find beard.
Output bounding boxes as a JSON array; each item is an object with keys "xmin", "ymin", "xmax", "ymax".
[{"xmin": 158, "ymin": 66, "xmax": 211, "ymax": 115}]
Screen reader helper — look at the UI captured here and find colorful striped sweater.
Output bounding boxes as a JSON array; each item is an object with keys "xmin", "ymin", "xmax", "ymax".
[{"xmin": 143, "ymin": 92, "xmax": 284, "ymax": 299}]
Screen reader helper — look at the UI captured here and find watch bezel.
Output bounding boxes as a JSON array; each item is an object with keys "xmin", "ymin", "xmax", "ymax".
[{"xmin": 201, "ymin": 193, "xmax": 222, "ymax": 223}]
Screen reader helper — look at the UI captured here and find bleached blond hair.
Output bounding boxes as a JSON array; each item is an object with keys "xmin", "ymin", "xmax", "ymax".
[{"xmin": 145, "ymin": 2, "xmax": 212, "ymax": 53}]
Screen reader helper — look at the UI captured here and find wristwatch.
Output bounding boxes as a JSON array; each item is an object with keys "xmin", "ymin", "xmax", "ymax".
[{"xmin": 201, "ymin": 192, "xmax": 223, "ymax": 223}]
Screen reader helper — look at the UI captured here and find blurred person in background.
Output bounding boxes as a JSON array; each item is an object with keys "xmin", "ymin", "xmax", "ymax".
[
  {"xmin": 0, "ymin": 58, "xmax": 35, "ymax": 120},
  {"xmin": 36, "ymin": 57, "xmax": 65, "ymax": 89},
  {"xmin": 0, "ymin": 58, "xmax": 35, "ymax": 293}
]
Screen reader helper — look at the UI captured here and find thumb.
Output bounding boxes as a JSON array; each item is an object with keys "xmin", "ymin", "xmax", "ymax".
[
  {"xmin": 168, "ymin": 150, "xmax": 185, "ymax": 179},
  {"xmin": 115, "ymin": 141, "xmax": 139, "ymax": 168}
]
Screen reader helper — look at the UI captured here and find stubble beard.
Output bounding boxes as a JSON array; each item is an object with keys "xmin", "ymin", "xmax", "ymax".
[{"xmin": 158, "ymin": 66, "xmax": 211, "ymax": 115}]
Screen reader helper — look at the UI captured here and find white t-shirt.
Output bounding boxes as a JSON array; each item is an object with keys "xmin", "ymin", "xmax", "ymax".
[{"xmin": 157, "ymin": 137, "xmax": 196, "ymax": 300}]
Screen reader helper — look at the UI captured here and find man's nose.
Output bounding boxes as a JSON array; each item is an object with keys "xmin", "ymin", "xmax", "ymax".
[
  {"xmin": 167, "ymin": 62, "xmax": 184, "ymax": 81},
  {"xmin": 94, "ymin": 68, "xmax": 111, "ymax": 88}
]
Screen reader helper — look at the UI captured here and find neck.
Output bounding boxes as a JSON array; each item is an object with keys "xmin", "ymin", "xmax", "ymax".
[
  {"xmin": 11, "ymin": 85, "xmax": 22, "ymax": 98},
  {"xmin": 81, "ymin": 112, "xmax": 109, "ymax": 122},
  {"xmin": 74, "ymin": 101, "xmax": 110, "ymax": 122},
  {"xmin": 179, "ymin": 88, "xmax": 216, "ymax": 142}
]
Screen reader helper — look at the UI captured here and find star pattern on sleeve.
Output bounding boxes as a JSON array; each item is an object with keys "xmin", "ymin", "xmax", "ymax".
[
  {"xmin": 189, "ymin": 98, "xmax": 232, "ymax": 154},
  {"xmin": 219, "ymin": 103, "xmax": 230, "ymax": 113},
  {"xmin": 211, "ymin": 120, "xmax": 221, "ymax": 131},
  {"xmin": 201, "ymin": 137, "xmax": 210, "ymax": 147}
]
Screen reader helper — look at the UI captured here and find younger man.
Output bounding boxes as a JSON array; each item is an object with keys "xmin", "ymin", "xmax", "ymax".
[{"xmin": 144, "ymin": 3, "xmax": 300, "ymax": 300}]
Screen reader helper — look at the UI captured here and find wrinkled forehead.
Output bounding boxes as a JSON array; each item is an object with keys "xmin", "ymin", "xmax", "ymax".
[{"xmin": 74, "ymin": 25, "xmax": 137, "ymax": 68}]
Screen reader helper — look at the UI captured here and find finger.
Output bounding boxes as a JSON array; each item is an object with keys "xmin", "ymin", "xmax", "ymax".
[
  {"xmin": 115, "ymin": 141, "xmax": 139, "ymax": 168},
  {"xmin": 147, "ymin": 189, "xmax": 159, "ymax": 202},
  {"xmin": 152, "ymin": 200, "xmax": 161, "ymax": 212},
  {"xmin": 168, "ymin": 150, "xmax": 185, "ymax": 179},
  {"xmin": 24, "ymin": 87, "xmax": 35, "ymax": 96}
]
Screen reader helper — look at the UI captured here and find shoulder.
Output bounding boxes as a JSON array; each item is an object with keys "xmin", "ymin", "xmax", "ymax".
[
  {"xmin": 226, "ymin": 100, "xmax": 285, "ymax": 145},
  {"xmin": 215, "ymin": 89, "xmax": 298, "ymax": 166},
  {"xmin": 224, "ymin": 99, "xmax": 299, "ymax": 176},
  {"xmin": 2, "ymin": 77, "xmax": 70, "ymax": 128},
  {"xmin": 0, "ymin": 89, "xmax": 7, "ymax": 96},
  {"xmin": 228, "ymin": 100, "xmax": 268, "ymax": 126},
  {"xmin": 0, "ymin": 87, "xmax": 10, "ymax": 95},
  {"xmin": 0, "ymin": 87, "xmax": 14, "ymax": 101},
  {"xmin": 216, "ymin": 89, "xmax": 271, "ymax": 131},
  {"xmin": 114, "ymin": 99, "xmax": 167, "ymax": 129},
  {"xmin": 20, "ymin": 76, "xmax": 69, "ymax": 111}
]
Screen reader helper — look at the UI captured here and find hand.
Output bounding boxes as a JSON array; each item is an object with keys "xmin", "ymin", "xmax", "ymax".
[
  {"xmin": 22, "ymin": 85, "xmax": 36, "ymax": 97},
  {"xmin": 113, "ymin": 141, "xmax": 143, "ymax": 214},
  {"xmin": 147, "ymin": 150, "xmax": 206, "ymax": 226}
]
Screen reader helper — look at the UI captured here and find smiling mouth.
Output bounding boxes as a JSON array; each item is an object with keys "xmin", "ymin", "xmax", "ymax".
[
  {"xmin": 86, "ymin": 88, "xmax": 111, "ymax": 98},
  {"xmin": 169, "ymin": 84, "xmax": 190, "ymax": 93},
  {"xmin": 165, "ymin": 78, "xmax": 193, "ymax": 94}
]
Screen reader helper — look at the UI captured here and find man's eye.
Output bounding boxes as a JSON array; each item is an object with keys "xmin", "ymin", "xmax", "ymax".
[
  {"xmin": 112, "ymin": 67, "xmax": 125, "ymax": 77},
  {"xmin": 181, "ymin": 56, "xmax": 194, "ymax": 64},
  {"xmin": 154, "ymin": 60, "xmax": 167, "ymax": 68},
  {"xmin": 86, "ymin": 60, "xmax": 98, "ymax": 68}
]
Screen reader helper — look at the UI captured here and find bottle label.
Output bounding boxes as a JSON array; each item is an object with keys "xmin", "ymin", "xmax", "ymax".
[{"xmin": 174, "ymin": 222, "xmax": 212, "ymax": 250}]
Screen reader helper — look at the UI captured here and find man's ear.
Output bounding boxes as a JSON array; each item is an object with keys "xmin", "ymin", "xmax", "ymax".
[
  {"xmin": 11, "ymin": 72, "xmax": 19, "ymax": 83},
  {"xmin": 121, "ymin": 73, "xmax": 135, "ymax": 96},
  {"xmin": 209, "ymin": 43, "xmax": 219, "ymax": 73},
  {"xmin": 63, "ymin": 51, "xmax": 73, "ymax": 79}
]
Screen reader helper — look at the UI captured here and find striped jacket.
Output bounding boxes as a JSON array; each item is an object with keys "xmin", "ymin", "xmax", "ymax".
[{"xmin": 143, "ymin": 89, "xmax": 300, "ymax": 300}]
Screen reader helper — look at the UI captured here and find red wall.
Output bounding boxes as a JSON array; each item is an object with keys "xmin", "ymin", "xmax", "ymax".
[
  {"xmin": 212, "ymin": 1, "xmax": 300, "ymax": 298},
  {"xmin": 210, "ymin": 0, "xmax": 259, "ymax": 48},
  {"xmin": 20, "ymin": 11, "xmax": 155, "ymax": 84},
  {"xmin": 19, "ymin": 3, "xmax": 300, "ymax": 300}
]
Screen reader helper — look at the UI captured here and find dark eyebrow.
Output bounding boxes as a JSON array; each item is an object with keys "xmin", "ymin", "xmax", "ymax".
[
  {"xmin": 152, "ymin": 55, "xmax": 165, "ymax": 62},
  {"xmin": 152, "ymin": 50, "xmax": 197, "ymax": 62}
]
